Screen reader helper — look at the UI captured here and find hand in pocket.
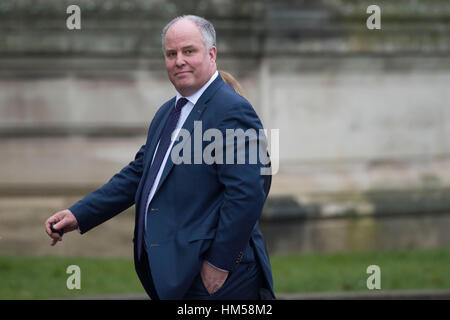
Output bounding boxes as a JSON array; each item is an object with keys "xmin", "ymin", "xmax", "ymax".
[{"xmin": 200, "ymin": 260, "xmax": 229, "ymax": 294}]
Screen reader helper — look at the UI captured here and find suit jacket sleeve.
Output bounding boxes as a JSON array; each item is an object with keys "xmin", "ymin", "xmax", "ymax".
[
  {"xmin": 69, "ymin": 144, "xmax": 145, "ymax": 234},
  {"xmin": 205, "ymin": 101, "xmax": 269, "ymax": 272}
]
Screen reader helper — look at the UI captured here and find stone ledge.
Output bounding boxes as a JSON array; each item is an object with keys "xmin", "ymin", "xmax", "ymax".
[
  {"xmin": 1, "ymin": 184, "xmax": 450, "ymax": 221},
  {"xmin": 0, "ymin": 0, "xmax": 449, "ymax": 19},
  {"xmin": 0, "ymin": 0, "xmax": 449, "ymax": 56},
  {"xmin": 264, "ymin": 188, "xmax": 450, "ymax": 220}
]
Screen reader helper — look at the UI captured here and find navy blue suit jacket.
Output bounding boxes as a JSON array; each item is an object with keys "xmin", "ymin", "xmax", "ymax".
[{"xmin": 69, "ymin": 75, "xmax": 274, "ymax": 299}]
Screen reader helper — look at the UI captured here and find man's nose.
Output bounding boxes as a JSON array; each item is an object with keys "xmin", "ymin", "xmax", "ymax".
[{"xmin": 175, "ymin": 53, "xmax": 185, "ymax": 67}]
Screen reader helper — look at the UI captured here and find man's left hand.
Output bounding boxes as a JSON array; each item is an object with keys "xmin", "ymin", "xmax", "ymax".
[{"xmin": 200, "ymin": 260, "xmax": 229, "ymax": 295}]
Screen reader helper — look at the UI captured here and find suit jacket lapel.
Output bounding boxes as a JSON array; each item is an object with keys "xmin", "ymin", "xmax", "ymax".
[
  {"xmin": 146, "ymin": 98, "xmax": 175, "ymax": 165},
  {"xmin": 153, "ymin": 75, "xmax": 225, "ymax": 196},
  {"xmin": 136, "ymin": 98, "xmax": 175, "ymax": 207}
]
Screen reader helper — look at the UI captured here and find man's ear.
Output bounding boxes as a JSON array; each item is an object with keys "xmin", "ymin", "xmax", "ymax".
[{"xmin": 209, "ymin": 46, "xmax": 217, "ymax": 62}]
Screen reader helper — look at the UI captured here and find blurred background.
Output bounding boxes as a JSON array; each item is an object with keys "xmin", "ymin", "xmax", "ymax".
[{"xmin": 0, "ymin": 0, "xmax": 449, "ymax": 299}]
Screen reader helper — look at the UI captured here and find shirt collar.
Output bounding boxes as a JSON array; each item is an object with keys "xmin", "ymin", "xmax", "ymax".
[{"xmin": 176, "ymin": 70, "xmax": 219, "ymax": 106}]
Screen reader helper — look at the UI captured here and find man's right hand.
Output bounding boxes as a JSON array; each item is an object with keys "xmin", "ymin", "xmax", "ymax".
[{"xmin": 45, "ymin": 209, "xmax": 79, "ymax": 246}]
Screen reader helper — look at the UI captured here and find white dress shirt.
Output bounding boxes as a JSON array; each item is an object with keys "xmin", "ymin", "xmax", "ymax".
[{"xmin": 144, "ymin": 70, "xmax": 219, "ymax": 229}]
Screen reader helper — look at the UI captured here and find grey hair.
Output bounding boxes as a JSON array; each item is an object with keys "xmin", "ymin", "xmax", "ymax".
[{"xmin": 161, "ymin": 15, "xmax": 216, "ymax": 53}]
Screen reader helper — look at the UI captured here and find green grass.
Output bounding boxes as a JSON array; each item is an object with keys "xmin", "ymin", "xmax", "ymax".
[
  {"xmin": 271, "ymin": 248, "xmax": 450, "ymax": 293},
  {"xmin": 0, "ymin": 256, "xmax": 144, "ymax": 299},
  {"xmin": 1, "ymin": 248, "xmax": 449, "ymax": 299}
]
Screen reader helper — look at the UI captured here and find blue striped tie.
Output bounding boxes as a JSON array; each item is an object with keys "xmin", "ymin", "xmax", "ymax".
[{"xmin": 137, "ymin": 97, "xmax": 189, "ymax": 259}]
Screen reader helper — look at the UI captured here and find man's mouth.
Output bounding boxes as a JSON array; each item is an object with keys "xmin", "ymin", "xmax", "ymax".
[{"xmin": 175, "ymin": 71, "xmax": 192, "ymax": 76}]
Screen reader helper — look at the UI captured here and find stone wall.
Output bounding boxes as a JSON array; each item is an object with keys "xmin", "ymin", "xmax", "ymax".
[
  {"xmin": 1, "ymin": 0, "xmax": 449, "ymax": 192},
  {"xmin": 0, "ymin": 0, "xmax": 450, "ymax": 253}
]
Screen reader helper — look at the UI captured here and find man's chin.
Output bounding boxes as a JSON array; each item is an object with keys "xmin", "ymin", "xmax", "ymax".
[
  {"xmin": 175, "ymin": 84, "xmax": 195, "ymax": 96},
  {"xmin": 175, "ymin": 79, "xmax": 192, "ymax": 88}
]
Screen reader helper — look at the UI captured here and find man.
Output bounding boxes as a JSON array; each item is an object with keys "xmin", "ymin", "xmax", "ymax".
[{"xmin": 45, "ymin": 15, "xmax": 274, "ymax": 300}]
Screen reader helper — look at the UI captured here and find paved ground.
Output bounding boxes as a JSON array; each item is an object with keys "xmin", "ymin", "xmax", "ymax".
[{"xmin": 67, "ymin": 290, "xmax": 450, "ymax": 300}]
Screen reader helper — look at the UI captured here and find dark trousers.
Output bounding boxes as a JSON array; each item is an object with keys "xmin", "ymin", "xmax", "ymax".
[
  {"xmin": 134, "ymin": 247, "xmax": 159, "ymax": 300},
  {"xmin": 136, "ymin": 246, "xmax": 266, "ymax": 300},
  {"xmin": 183, "ymin": 261, "xmax": 264, "ymax": 300}
]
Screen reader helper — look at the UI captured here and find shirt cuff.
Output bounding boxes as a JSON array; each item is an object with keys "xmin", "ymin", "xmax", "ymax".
[{"xmin": 206, "ymin": 260, "xmax": 229, "ymax": 273}]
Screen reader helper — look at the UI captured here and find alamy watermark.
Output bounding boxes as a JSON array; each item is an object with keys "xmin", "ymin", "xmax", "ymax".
[
  {"xmin": 67, "ymin": 4, "xmax": 381, "ymax": 31},
  {"xmin": 66, "ymin": 5, "xmax": 81, "ymax": 30},
  {"xmin": 169, "ymin": 122, "xmax": 279, "ymax": 175},
  {"xmin": 366, "ymin": 5, "xmax": 381, "ymax": 30},
  {"xmin": 366, "ymin": 265, "xmax": 381, "ymax": 290},
  {"xmin": 66, "ymin": 265, "xmax": 81, "ymax": 290}
]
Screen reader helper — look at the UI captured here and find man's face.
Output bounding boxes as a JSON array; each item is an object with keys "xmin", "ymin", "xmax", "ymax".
[{"xmin": 164, "ymin": 19, "xmax": 217, "ymax": 97}]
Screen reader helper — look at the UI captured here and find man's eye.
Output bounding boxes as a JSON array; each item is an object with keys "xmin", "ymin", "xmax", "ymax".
[
  {"xmin": 167, "ymin": 52, "xmax": 176, "ymax": 57},
  {"xmin": 185, "ymin": 50, "xmax": 193, "ymax": 54}
]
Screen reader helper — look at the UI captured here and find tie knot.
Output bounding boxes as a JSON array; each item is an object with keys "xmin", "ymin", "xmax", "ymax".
[{"xmin": 175, "ymin": 97, "xmax": 189, "ymax": 112}]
